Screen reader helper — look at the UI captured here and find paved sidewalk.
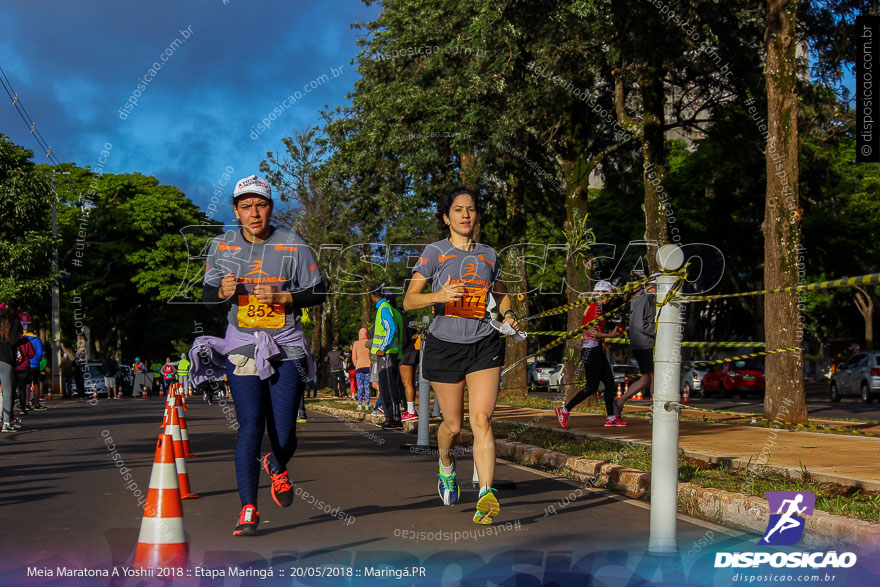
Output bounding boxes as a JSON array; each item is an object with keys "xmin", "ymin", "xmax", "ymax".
[{"xmin": 492, "ymin": 404, "xmax": 880, "ymax": 491}]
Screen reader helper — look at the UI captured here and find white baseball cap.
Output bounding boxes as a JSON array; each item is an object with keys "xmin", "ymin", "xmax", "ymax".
[
  {"xmin": 233, "ymin": 175, "xmax": 272, "ymax": 202},
  {"xmin": 593, "ymin": 280, "xmax": 613, "ymax": 293}
]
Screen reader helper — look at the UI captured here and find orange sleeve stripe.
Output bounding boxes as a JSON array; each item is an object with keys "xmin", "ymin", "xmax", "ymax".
[{"xmin": 416, "ymin": 257, "xmax": 428, "ymax": 265}]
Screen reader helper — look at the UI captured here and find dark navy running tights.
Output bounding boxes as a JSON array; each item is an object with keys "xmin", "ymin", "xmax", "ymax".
[{"xmin": 227, "ymin": 357, "xmax": 306, "ymax": 508}]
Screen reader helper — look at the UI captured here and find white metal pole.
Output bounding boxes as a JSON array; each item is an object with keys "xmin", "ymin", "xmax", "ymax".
[
  {"xmin": 648, "ymin": 244, "xmax": 685, "ymax": 555},
  {"xmin": 50, "ymin": 171, "xmax": 62, "ymax": 398},
  {"xmin": 416, "ymin": 317, "xmax": 430, "ymax": 447}
]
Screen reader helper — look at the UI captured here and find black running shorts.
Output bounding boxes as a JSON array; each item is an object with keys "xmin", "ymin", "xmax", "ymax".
[
  {"xmin": 400, "ymin": 349, "xmax": 419, "ymax": 366},
  {"xmin": 422, "ymin": 332, "xmax": 504, "ymax": 383},
  {"xmin": 631, "ymin": 348, "xmax": 654, "ymax": 373}
]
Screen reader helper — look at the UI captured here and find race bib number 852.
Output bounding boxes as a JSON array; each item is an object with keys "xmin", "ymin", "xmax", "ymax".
[{"xmin": 237, "ymin": 294, "xmax": 286, "ymax": 329}]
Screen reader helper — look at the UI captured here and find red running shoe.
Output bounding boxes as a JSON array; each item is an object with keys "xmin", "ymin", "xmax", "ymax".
[
  {"xmin": 262, "ymin": 453, "xmax": 293, "ymax": 507},
  {"xmin": 401, "ymin": 411, "xmax": 418, "ymax": 422},
  {"xmin": 555, "ymin": 407, "xmax": 569, "ymax": 429},
  {"xmin": 233, "ymin": 504, "xmax": 259, "ymax": 536},
  {"xmin": 604, "ymin": 416, "xmax": 628, "ymax": 428}
]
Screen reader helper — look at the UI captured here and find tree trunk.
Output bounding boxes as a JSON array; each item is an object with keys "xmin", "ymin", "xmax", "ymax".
[
  {"xmin": 332, "ymin": 292, "xmax": 340, "ymax": 347},
  {"xmin": 854, "ymin": 286, "xmax": 875, "ymax": 351},
  {"xmin": 361, "ymin": 289, "xmax": 371, "ymax": 329},
  {"xmin": 320, "ymin": 301, "xmax": 330, "ymax": 388},
  {"xmin": 563, "ymin": 162, "xmax": 595, "ymax": 407},
  {"xmin": 763, "ymin": 0, "xmax": 806, "ymax": 424},
  {"xmin": 312, "ymin": 303, "xmax": 324, "ymax": 387},
  {"xmin": 640, "ymin": 63, "xmax": 669, "ymax": 272},
  {"xmin": 501, "ymin": 180, "xmax": 529, "ymax": 398},
  {"xmin": 460, "ymin": 152, "xmax": 481, "ymax": 242}
]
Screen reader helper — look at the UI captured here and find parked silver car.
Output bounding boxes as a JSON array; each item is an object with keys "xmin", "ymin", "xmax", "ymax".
[
  {"xmin": 830, "ymin": 352, "xmax": 880, "ymax": 403},
  {"xmin": 528, "ymin": 361, "xmax": 558, "ymax": 388},
  {"xmin": 548, "ymin": 364, "xmax": 565, "ymax": 391},
  {"xmin": 681, "ymin": 366, "xmax": 709, "ymax": 398},
  {"xmin": 82, "ymin": 362, "xmax": 108, "ymax": 397}
]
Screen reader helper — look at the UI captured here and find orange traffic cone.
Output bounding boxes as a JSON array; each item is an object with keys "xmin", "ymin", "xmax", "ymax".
[
  {"xmin": 133, "ymin": 434, "xmax": 188, "ymax": 570},
  {"xmin": 177, "ymin": 383, "xmax": 188, "ymax": 411},
  {"xmin": 160, "ymin": 391, "xmax": 175, "ymax": 428},
  {"xmin": 635, "ymin": 389, "xmax": 643, "ymax": 400},
  {"xmin": 165, "ymin": 407, "xmax": 197, "ymax": 499},
  {"xmin": 682, "ymin": 385, "xmax": 690, "ymax": 403},
  {"xmin": 174, "ymin": 392, "xmax": 195, "ymax": 459},
  {"xmin": 616, "ymin": 383, "xmax": 623, "ymax": 399}
]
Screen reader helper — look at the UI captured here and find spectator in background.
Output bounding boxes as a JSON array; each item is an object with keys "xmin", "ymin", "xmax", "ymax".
[
  {"xmin": 160, "ymin": 356, "xmax": 176, "ymax": 394},
  {"xmin": 60, "ymin": 353, "xmax": 74, "ymax": 399},
  {"xmin": 21, "ymin": 315, "xmax": 46, "ymax": 410},
  {"xmin": 305, "ymin": 352, "xmax": 318, "ymax": 398},
  {"xmin": 398, "ymin": 318, "xmax": 419, "ymax": 422},
  {"xmin": 346, "ymin": 347, "xmax": 357, "ymax": 400},
  {"xmin": 132, "ymin": 357, "xmax": 149, "ymax": 397},
  {"xmin": 13, "ymin": 319, "xmax": 36, "ymax": 417},
  {"xmin": 369, "ymin": 284, "xmax": 404, "ymax": 430},
  {"xmin": 325, "ymin": 344, "xmax": 346, "ymax": 398},
  {"xmin": 39, "ymin": 342, "xmax": 50, "ymax": 401},
  {"xmin": 178, "ymin": 352, "xmax": 191, "ymax": 395},
  {"xmin": 0, "ymin": 306, "xmax": 23, "ymax": 432},
  {"xmin": 351, "ymin": 328, "xmax": 371, "ymax": 411},
  {"xmin": 102, "ymin": 351, "xmax": 120, "ymax": 399},
  {"xmin": 73, "ymin": 352, "xmax": 85, "ymax": 398}
]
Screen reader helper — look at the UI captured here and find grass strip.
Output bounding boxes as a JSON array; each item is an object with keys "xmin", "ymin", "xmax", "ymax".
[
  {"xmin": 308, "ymin": 398, "xmax": 880, "ymax": 522},
  {"xmin": 486, "ymin": 421, "xmax": 880, "ymax": 524}
]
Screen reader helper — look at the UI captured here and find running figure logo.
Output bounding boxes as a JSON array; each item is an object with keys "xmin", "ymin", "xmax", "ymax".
[
  {"xmin": 245, "ymin": 260, "xmax": 269, "ymax": 276},
  {"xmin": 461, "ymin": 262, "xmax": 480, "ymax": 279},
  {"xmin": 758, "ymin": 491, "xmax": 815, "ymax": 545}
]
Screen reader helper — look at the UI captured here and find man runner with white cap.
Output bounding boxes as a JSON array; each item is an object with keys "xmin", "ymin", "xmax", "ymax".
[
  {"xmin": 556, "ymin": 280, "xmax": 624, "ymax": 429},
  {"xmin": 201, "ymin": 174, "xmax": 325, "ymax": 536}
]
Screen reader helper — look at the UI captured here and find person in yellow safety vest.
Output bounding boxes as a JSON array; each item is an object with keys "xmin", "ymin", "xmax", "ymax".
[
  {"xmin": 370, "ymin": 285, "xmax": 404, "ymax": 429},
  {"xmin": 178, "ymin": 352, "xmax": 191, "ymax": 395}
]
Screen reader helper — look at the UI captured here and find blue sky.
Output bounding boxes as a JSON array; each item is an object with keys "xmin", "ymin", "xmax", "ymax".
[{"xmin": 0, "ymin": 0, "xmax": 378, "ymax": 223}]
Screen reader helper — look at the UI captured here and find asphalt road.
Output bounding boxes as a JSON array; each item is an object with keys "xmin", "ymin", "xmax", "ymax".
[{"xmin": 0, "ymin": 397, "xmax": 871, "ymax": 586}]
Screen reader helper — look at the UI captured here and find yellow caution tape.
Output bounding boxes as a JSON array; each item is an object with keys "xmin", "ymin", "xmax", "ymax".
[
  {"xmin": 664, "ymin": 402, "xmax": 877, "ymax": 437},
  {"xmin": 501, "ymin": 298, "xmax": 631, "ymax": 376},
  {"xmin": 680, "ymin": 347, "xmax": 801, "ymax": 370},
  {"xmin": 680, "ymin": 273, "xmax": 880, "ymax": 302},
  {"xmin": 522, "ymin": 264, "xmax": 692, "ymax": 323},
  {"xmin": 522, "ymin": 335, "xmax": 768, "ymax": 349}
]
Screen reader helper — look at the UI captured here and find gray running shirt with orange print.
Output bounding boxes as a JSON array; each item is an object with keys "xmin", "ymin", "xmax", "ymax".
[
  {"xmin": 412, "ymin": 239, "xmax": 500, "ymax": 344},
  {"xmin": 204, "ymin": 227, "xmax": 321, "ymax": 336}
]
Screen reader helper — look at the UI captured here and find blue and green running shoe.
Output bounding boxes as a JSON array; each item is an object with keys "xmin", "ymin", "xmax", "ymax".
[
  {"xmin": 473, "ymin": 487, "xmax": 500, "ymax": 524},
  {"xmin": 437, "ymin": 462, "xmax": 460, "ymax": 506}
]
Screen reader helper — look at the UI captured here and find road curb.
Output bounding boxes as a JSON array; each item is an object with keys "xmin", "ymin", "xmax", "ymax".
[
  {"xmin": 309, "ymin": 404, "xmax": 880, "ymax": 550},
  {"xmin": 495, "ymin": 418, "xmax": 880, "ymax": 492}
]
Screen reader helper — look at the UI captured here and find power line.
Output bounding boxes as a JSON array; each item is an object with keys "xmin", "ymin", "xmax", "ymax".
[{"xmin": 0, "ymin": 64, "xmax": 60, "ymax": 165}]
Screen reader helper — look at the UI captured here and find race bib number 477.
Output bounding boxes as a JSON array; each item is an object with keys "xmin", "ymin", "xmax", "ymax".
[{"xmin": 444, "ymin": 286, "xmax": 488, "ymax": 319}]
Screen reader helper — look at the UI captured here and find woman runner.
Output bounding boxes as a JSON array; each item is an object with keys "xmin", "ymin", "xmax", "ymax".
[
  {"xmin": 403, "ymin": 187, "xmax": 518, "ymax": 525},
  {"xmin": 555, "ymin": 280, "xmax": 625, "ymax": 429},
  {"xmin": 201, "ymin": 174, "xmax": 325, "ymax": 536}
]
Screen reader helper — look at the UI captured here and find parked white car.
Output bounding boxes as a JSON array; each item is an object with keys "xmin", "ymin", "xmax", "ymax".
[{"xmin": 681, "ymin": 366, "xmax": 709, "ymax": 398}]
